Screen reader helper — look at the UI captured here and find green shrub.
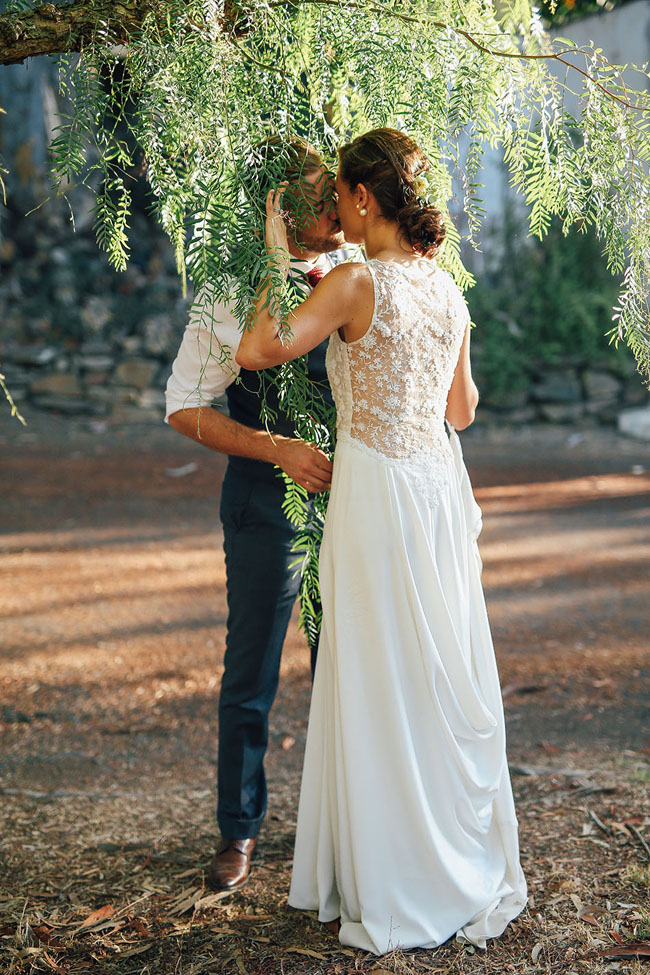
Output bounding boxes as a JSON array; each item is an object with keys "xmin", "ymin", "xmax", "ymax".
[{"xmin": 468, "ymin": 210, "xmax": 629, "ymax": 403}]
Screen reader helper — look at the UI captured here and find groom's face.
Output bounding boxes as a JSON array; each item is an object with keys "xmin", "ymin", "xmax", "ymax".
[{"xmin": 290, "ymin": 167, "xmax": 345, "ymax": 256}]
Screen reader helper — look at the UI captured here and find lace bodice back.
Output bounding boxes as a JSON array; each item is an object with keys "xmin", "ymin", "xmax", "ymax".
[{"xmin": 326, "ymin": 259, "xmax": 470, "ymax": 463}]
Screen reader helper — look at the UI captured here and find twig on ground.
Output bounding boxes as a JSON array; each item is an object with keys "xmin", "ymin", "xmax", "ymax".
[
  {"xmin": 588, "ymin": 809, "xmax": 613, "ymax": 836},
  {"xmin": 625, "ymin": 823, "xmax": 650, "ymax": 861}
]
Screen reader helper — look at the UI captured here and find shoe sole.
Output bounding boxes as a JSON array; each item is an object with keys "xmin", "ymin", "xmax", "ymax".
[{"xmin": 206, "ymin": 877, "xmax": 250, "ymax": 895}]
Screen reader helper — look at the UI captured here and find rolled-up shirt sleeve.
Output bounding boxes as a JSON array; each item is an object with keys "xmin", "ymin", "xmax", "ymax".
[{"xmin": 164, "ymin": 286, "xmax": 242, "ymax": 423}]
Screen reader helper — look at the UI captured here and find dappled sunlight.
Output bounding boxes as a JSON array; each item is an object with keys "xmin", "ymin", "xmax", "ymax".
[
  {"xmin": 476, "ymin": 471, "xmax": 650, "ymax": 514},
  {"xmin": 4, "ymin": 463, "xmax": 646, "ymax": 691},
  {"xmin": 483, "ymin": 549, "xmax": 650, "ymax": 592},
  {"xmin": 0, "ymin": 537, "xmax": 225, "ymax": 619},
  {"xmin": 0, "ymin": 527, "xmax": 229, "ymax": 683},
  {"xmin": 0, "ymin": 526, "xmax": 222, "ymax": 556},
  {"xmin": 482, "ymin": 522, "xmax": 649, "ymax": 561},
  {"xmin": 459, "ymin": 471, "xmax": 650, "ymax": 674},
  {"xmin": 487, "ymin": 582, "xmax": 646, "ymax": 631}
]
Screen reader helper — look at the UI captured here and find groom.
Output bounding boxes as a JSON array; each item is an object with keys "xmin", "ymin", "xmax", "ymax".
[{"xmin": 165, "ymin": 138, "xmax": 344, "ymax": 893}]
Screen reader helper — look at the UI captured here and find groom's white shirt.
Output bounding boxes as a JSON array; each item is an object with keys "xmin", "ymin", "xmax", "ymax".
[{"xmin": 164, "ymin": 253, "xmax": 335, "ymax": 423}]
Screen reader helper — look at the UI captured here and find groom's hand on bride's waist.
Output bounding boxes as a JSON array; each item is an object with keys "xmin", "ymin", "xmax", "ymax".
[{"xmin": 272, "ymin": 435, "xmax": 333, "ymax": 493}]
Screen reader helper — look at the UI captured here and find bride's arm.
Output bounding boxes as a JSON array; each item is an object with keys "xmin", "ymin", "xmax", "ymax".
[
  {"xmin": 445, "ymin": 321, "xmax": 479, "ymax": 430},
  {"xmin": 237, "ymin": 263, "xmax": 361, "ymax": 369},
  {"xmin": 236, "ymin": 189, "xmax": 369, "ymax": 369}
]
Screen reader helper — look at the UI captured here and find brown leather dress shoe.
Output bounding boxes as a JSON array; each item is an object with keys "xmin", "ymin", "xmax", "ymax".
[
  {"xmin": 207, "ymin": 837, "xmax": 256, "ymax": 892},
  {"xmin": 324, "ymin": 918, "xmax": 341, "ymax": 935}
]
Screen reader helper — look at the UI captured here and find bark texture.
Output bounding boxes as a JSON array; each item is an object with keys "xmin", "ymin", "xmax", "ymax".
[
  {"xmin": 0, "ymin": 1, "xmax": 161, "ymax": 65},
  {"xmin": 0, "ymin": 0, "xmax": 245, "ymax": 65}
]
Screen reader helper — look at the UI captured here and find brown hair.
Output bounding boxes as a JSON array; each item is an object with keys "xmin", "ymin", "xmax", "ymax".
[
  {"xmin": 247, "ymin": 135, "xmax": 322, "ymax": 200},
  {"xmin": 338, "ymin": 128, "xmax": 445, "ymax": 258}
]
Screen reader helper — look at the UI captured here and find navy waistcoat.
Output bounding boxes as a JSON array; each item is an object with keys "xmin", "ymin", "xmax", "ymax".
[{"xmin": 225, "ymin": 340, "xmax": 333, "ymax": 481}]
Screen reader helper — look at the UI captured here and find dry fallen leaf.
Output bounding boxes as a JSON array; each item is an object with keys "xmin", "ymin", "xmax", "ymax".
[
  {"xmin": 194, "ymin": 891, "xmax": 234, "ymax": 910},
  {"xmin": 580, "ymin": 913, "xmax": 603, "ymax": 927},
  {"xmin": 32, "ymin": 925, "xmax": 64, "ymax": 949},
  {"xmin": 168, "ymin": 886, "xmax": 204, "ymax": 915},
  {"xmin": 114, "ymin": 943, "xmax": 154, "ymax": 959},
  {"xmin": 234, "ymin": 950, "xmax": 249, "ymax": 975},
  {"xmin": 600, "ymin": 941, "xmax": 650, "ymax": 959},
  {"xmin": 79, "ymin": 905, "xmax": 114, "ymax": 929},
  {"xmin": 175, "ymin": 867, "xmax": 201, "ymax": 880},
  {"xmin": 285, "ymin": 946, "xmax": 328, "ymax": 959},
  {"xmin": 569, "ymin": 893, "xmax": 583, "ymax": 912},
  {"xmin": 578, "ymin": 905, "xmax": 605, "ymax": 927}
]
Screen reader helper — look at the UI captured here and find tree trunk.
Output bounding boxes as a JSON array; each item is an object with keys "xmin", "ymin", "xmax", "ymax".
[{"xmin": 0, "ymin": 56, "xmax": 65, "ymax": 214}]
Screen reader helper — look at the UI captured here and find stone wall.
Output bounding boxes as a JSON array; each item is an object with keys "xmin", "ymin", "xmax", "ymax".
[
  {"xmin": 1, "ymin": 210, "xmax": 647, "ymax": 427},
  {"xmin": 473, "ymin": 359, "xmax": 647, "ymax": 428},
  {"xmin": 1, "ymin": 209, "xmax": 190, "ymax": 424}
]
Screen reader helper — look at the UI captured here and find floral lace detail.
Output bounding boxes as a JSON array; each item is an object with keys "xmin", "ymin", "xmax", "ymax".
[{"xmin": 326, "ymin": 259, "xmax": 469, "ymax": 505}]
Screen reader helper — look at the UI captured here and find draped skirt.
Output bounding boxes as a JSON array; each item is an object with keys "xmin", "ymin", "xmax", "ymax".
[{"xmin": 288, "ymin": 430, "xmax": 527, "ymax": 954}]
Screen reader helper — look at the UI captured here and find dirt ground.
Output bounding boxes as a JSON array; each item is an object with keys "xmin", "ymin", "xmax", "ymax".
[{"xmin": 1, "ymin": 409, "xmax": 649, "ymax": 975}]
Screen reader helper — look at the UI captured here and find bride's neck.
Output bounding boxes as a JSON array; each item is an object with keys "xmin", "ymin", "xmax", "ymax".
[{"xmin": 362, "ymin": 218, "xmax": 414, "ymax": 262}]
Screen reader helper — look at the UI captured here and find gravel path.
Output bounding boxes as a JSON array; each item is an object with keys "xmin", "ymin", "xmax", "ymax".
[{"xmin": 1, "ymin": 409, "xmax": 648, "ymax": 974}]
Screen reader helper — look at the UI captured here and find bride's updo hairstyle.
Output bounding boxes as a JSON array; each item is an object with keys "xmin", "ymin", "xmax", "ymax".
[{"xmin": 338, "ymin": 128, "xmax": 445, "ymax": 258}]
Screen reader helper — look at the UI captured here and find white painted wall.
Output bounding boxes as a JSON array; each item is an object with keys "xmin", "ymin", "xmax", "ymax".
[{"xmin": 474, "ymin": 0, "xmax": 650, "ymax": 252}]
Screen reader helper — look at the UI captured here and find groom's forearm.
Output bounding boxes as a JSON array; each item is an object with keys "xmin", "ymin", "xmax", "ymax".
[
  {"xmin": 168, "ymin": 406, "xmax": 333, "ymax": 491},
  {"xmin": 168, "ymin": 406, "xmax": 280, "ymax": 463},
  {"xmin": 169, "ymin": 407, "xmax": 278, "ymax": 464}
]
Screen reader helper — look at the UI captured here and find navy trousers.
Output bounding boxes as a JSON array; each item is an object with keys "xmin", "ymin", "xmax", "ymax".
[{"xmin": 217, "ymin": 463, "xmax": 318, "ymax": 840}]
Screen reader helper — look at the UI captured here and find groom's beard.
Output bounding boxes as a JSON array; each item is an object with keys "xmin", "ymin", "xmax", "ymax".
[{"xmin": 297, "ymin": 226, "xmax": 345, "ymax": 255}]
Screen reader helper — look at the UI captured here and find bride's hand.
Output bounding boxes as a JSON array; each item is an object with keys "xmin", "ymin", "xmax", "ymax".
[{"xmin": 265, "ymin": 184, "xmax": 290, "ymax": 257}]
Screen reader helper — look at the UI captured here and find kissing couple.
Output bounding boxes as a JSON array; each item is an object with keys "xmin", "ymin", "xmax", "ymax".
[{"xmin": 167, "ymin": 127, "xmax": 527, "ymax": 955}]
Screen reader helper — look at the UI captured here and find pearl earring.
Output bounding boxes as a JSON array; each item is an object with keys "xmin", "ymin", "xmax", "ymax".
[{"xmin": 358, "ymin": 206, "xmax": 367, "ymax": 216}]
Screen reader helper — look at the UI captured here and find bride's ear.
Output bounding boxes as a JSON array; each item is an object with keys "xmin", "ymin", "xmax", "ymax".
[{"xmin": 356, "ymin": 183, "xmax": 369, "ymax": 215}]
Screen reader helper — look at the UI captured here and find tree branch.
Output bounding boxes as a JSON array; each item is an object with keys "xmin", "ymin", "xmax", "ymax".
[
  {"xmin": 1, "ymin": 0, "xmax": 647, "ymax": 116},
  {"xmin": 279, "ymin": 0, "xmax": 649, "ymax": 113},
  {"xmin": 0, "ymin": 1, "xmax": 153, "ymax": 65},
  {"xmin": 0, "ymin": 0, "xmax": 248, "ymax": 66}
]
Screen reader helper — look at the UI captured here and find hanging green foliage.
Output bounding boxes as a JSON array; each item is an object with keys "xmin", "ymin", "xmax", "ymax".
[{"xmin": 12, "ymin": 0, "xmax": 642, "ymax": 367}]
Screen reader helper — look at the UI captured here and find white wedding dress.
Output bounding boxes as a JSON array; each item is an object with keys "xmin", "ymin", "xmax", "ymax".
[{"xmin": 288, "ymin": 258, "xmax": 527, "ymax": 955}]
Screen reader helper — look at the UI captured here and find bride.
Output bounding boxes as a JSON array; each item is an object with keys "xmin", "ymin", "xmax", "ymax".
[{"xmin": 237, "ymin": 128, "xmax": 527, "ymax": 955}]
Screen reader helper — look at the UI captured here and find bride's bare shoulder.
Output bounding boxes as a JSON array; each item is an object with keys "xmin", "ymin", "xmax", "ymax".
[
  {"xmin": 318, "ymin": 262, "xmax": 373, "ymax": 323},
  {"xmin": 324, "ymin": 261, "xmax": 373, "ymax": 291}
]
